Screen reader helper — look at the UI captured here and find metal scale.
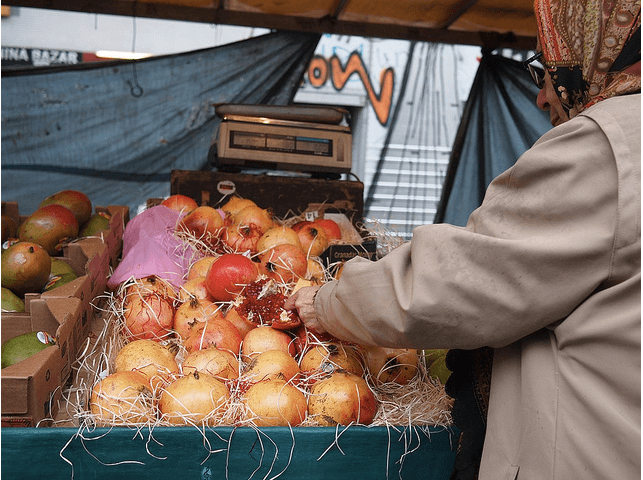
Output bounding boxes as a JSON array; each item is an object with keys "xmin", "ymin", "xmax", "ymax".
[{"xmin": 213, "ymin": 104, "xmax": 352, "ymax": 176}]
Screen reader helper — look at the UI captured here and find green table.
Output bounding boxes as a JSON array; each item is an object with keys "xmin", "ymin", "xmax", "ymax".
[{"xmin": 2, "ymin": 425, "xmax": 457, "ymax": 479}]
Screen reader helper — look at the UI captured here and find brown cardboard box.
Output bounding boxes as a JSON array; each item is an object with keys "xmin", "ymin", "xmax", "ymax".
[
  {"xmin": 93, "ymin": 205, "xmax": 129, "ymax": 266},
  {"xmin": 1, "ymin": 297, "xmax": 82, "ymax": 427},
  {"xmin": 41, "ymin": 238, "xmax": 111, "ymax": 349}
]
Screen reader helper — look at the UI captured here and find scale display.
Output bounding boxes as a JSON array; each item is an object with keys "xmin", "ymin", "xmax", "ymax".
[{"xmin": 230, "ymin": 130, "xmax": 333, "ymax": 157}]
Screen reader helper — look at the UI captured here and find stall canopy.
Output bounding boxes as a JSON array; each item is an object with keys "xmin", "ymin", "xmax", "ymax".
[
  {"xmin": 4, "ymin": 0, "xmax": 538, "ymax": 50},
  {"xmin": 1, "ymin": 30, "xmax": 320, "ymax": 215}
]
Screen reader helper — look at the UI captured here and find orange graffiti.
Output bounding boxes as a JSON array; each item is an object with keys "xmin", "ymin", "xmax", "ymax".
[
  {"xmin": 307, "ymin": 52, "xmax": 395, "ymax": 126},
  {"xmin": 308, "ymin": 55, "xmax": 328, "ymax": 88}
]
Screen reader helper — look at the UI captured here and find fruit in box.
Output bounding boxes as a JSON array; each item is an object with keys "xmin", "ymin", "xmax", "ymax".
[
  {"xmin": 18, "ymin": 205, "xmax": 79, "ymax": 256},
  {"xmin": 183, "ymin": 317, "xmax": 243, "ymax": 355},
  {"xmin": 314, "ymin": 217, "xmax": 342, "ymax": 241},
  {"xmin": 242, "ymin": 349, "xmax": 300, "ymax": 383},
  {"xmin": 114, "ymin": 339, "xmax": 180, "ymax": 389},
  {"xmin": 1, "ymin": 241, "xmax": 51, "ymax": 296},
  {"xmin": 241, "ymin": 379, "xmax": 307, "ymax": 427},
  {"xmin": 241, "ymin": 325, "xmax": 297, "ymax": 359},
  {"xmin": 1, "ymin": 287, "xmax": 25, "ymax": 312},
  {"xmin": 161, "ymin": 194, "xmax": 198, "ymax": 214},
  {"xmin": 123, "ymin": 292, "xmax": 175, "ymax": 341},
  {"xmin": 90, "ymin": 371, "xmax": 155, "ymax": 426},
  {"xmin": 159, "ymin": 371, "xmax": 230, "ymax": 426},
  {"xmin": 205, "ymin": 253, "xmax": 258, "ymax": 302},
  {"xmin": 178, "ymin": 206, "xmax": 225, "ymax": 247},
  {"xmin": 79, "ymin": 212, "xmax": 111, "ymax": 238},
  {"xmin": 39, "ymin": 189, "xmax": 92, "ymax": 226},
  {"xmin": 182, "ymin": 347, "xmax": 239, "ymax": 380},
  {"xmin": 300, "ymin": 342, "xmax": 364, "ymax": 378},
  {"xmin": 291, "ymin": 220, "xmax": 329, "ymax": 257},
  {"xmin": 256, "ymin": 225, "xmax": 302, "ymax": 253},
  {"xmin": 173, "ymin": 297, "xmax": 221, "ymax": 341},
  {"xmin": 363, "ymin": 346, "xmax": 419, "ymax": 385},
  {"xmin": 258, "ymin": 244, "xmax": 307, "ymax": 284},
  {"xmin": 1, "ymin": 331, "xmax": 55, "ymax": 369},
  {"xmin": 307, "ymin": 371, "xmax": 377, "ymax": 426}
]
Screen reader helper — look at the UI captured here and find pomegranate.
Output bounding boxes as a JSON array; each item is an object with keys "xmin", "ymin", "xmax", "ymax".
[
  {"xmin": 173, "ymin": 297, "xmax": 221, "ymax": 340},
  {"xmin": 242, "ymin": 350, "xmax": 300, "ymax": 383},
  {"xmin": 314, "ymin": 218, "xmax": 342, "ymax": 241},
  {"xmin": 1, "ymin": 241, "xmax": 51, "ymax": 296},
  {"xmin": 123, "ymin": 293, "xmax": 175, "ymax": 341},
  {"xmin": 90, "ymin": 371, "xmax": 155, "ymax": 426},
  {"xmin": 39, "ymin": 190, "xmax": 92, "ymax": 226},
  {"xmin": 186, "ymin": 256, "xmax": 217, "ymax": 281},
  {"xmin": 182, "ymin": 347, "xmax": 239, "ymax": 380},
  {"xmin": 224, "ymin": 307, "xmax": 256, "ymax": 339},
  {"xmin": 362, "ymin": 346, "xmax": 419, "ymax": 385},
  {"xmin": 159, "ymin": 371, "xmax": 230, "ymax": 426},
  {"xmin": 241, "ymin": 325, "xmax": 297, "ymax": 359},
  {"xmin": 308, "ymin": 371, "xmax": 378, "ymax": 426},
  {"xmin": 306, "ymin": 258, "xmax": 326, "ymax": 281},
  {"xmin": 291, "ymin": 221, "xmax": 329, "ymax": 257},
  {"xmin": 114, "ymin": 339, "xmax": 179, "ymax": 390},
  {"xmin": 183, "ymin": 318, "xmax": 243, "ymax": 355},
  {"xmin": 205, "ymin": 253, "xmax": 258, "ymax": 302},
  {"xmin": 256, "ymin": 225, "xmax": 302, "ymax": 254},
  {"xmin": 178, "ymin": 206, "xmax": 225, "ymax": 247},
  {"xmin": 125, "ymin": 276, "xmax": 177, "ymax": 304},
  {"xmin": 235, "ymin": 279, "xmax": 300, "ymax": 329},
  {"xmin": 259, "ymin": 244, "xmax": 307, "ymax": 284},
  {"xmin": 229, "ymin": 205, "xmax": 274, "ymax": 237},
  {"xmin": 221, "ymin": 196, "xmax": 257, "ymax": 218},
  {"xmin": 242, "ymin": 379, "xmax": 307, "ymax": 427},
  {"xmin": 300, "ymin": 342, "xmax": 364, "ymax": 378},
  {"xmin": 18, "ymin": 204, "xmax": 79, "ymax": 256},
  {"xmin": 221, "ymin": 223, "xmax": 263, "ymax": 253},
  {"xmin": 161, "ymin": 194, "xmax": 198, "ymax": 213},
  {"xmin": 178, "ymin": 276, "xmax": 214, "ymax": 303}
]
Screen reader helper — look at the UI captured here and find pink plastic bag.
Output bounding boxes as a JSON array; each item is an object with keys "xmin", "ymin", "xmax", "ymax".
[{"xmin": 107, "ymin": 205, "xmax": 197, "ymax": 290}]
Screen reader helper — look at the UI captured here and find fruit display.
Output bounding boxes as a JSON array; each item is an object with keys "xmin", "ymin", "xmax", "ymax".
[
  {"xmin": 1, "ymin": 190, "xmax": 114, "ymax": 304},
  {"xmin": 1, "ymin": 331, "xmax": 56, "ymax": 369},
  {"xmin": 77, "ymin": 194, "xmax": 452, "ymax": 429}
]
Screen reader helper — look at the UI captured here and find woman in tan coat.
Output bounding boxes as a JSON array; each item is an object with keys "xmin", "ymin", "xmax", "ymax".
[{"xmin": 286, "ymin": 0, "xmax": 641, "ymax": 478}]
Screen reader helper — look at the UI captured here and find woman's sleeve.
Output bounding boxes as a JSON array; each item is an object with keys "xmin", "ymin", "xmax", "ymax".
[{"xmin": 314, "ymin": 115, "xmax": 618, "ymax": 349}]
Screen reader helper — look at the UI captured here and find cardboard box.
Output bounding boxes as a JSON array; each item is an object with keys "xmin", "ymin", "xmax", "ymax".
[
  {"xmin": 89, "ymin": 205, "xmax": 129, "ymax": 267},
  {"xmin": 1, "ymin": 297, "xmax": 82, "ymax": 427},
  {"xmin": 41, "ymin": 238, "xmax": 111, "ymax": 348}
]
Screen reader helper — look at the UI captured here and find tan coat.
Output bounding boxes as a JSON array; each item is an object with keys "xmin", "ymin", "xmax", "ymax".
[{"xmin": 315, "ymin": 94, "xmax": 641, "ymax": 479}]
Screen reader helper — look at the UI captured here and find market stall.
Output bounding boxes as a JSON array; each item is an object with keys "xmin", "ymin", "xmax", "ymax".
[{"xmin": 2, "ymin": 2, "xmax": 549, "ymax": 479}]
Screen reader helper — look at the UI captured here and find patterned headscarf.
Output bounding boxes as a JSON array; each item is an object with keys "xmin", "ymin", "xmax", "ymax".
[{"xmin": 535, "ymin": 0, "xmax": 641, "ymax": 117}]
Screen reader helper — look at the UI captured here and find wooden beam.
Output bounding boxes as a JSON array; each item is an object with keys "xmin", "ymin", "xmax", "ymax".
[{"xmin": 2, "ymin": 0, "xmax": 536, "ymax": 49}]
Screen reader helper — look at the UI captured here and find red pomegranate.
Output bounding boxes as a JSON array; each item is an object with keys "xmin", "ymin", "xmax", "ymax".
[
  {"xmin": 123, "ymin": 293, "xmax": 175, "ymax": 341},
  {"xmin": 178, "ymin": 206, "xmax": 225, "ymax": 247},
  {"xmin": 291, "ymin": 221, "xmax": 329, "ymax": 257},
  {"xmin": 183, "ymin": 318, "xmax": 243, "ymax": 355},
  {"xmin": 161, "ymin": 194, "xmax": 198, "ymax": 214},
  {"xmin": 229, "ymin": 205, "xmax": 274, "ymax": 236},
  {"xmin": 258, "ymin": 244, "xmax": 307, "ymax": 284},
  {"xmin": 221, "ymin": 224, "xmax": 263, "ymax": 253},
  {"xmin": 205, "ymin": 253, "xmax": 258, "ymax": 302},
  {"xmin": 314, "ymin": 218, "xmax": 342, "ymax": 241}
]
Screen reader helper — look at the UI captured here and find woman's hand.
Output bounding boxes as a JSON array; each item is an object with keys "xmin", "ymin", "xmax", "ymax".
[{"xmin": 284, "ymin": 285, "xmax": 326, "ymax": 334}]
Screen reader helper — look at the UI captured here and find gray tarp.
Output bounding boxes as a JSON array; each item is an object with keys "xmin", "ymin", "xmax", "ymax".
[
  {"xmin": 435, "ymin": 52, "xmax": 552, "ymax": 225},
  {"xmin": 1, "ymin": 31, "xmax": 320, "ymax": 216}
]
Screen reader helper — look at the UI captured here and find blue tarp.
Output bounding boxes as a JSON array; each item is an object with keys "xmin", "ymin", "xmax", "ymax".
[
  {"xmin": 1, "ymin": 31, "xmax": 320, "ymax": 216},
  {"xmin": 435, "ymin": 52, "xmax": 552, "ymax": 225}
]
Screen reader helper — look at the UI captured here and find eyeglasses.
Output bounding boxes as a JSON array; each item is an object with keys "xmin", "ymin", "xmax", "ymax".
[{"xmin": 523, "ymin": 51, "xmax": 546, "ymax": 89}]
